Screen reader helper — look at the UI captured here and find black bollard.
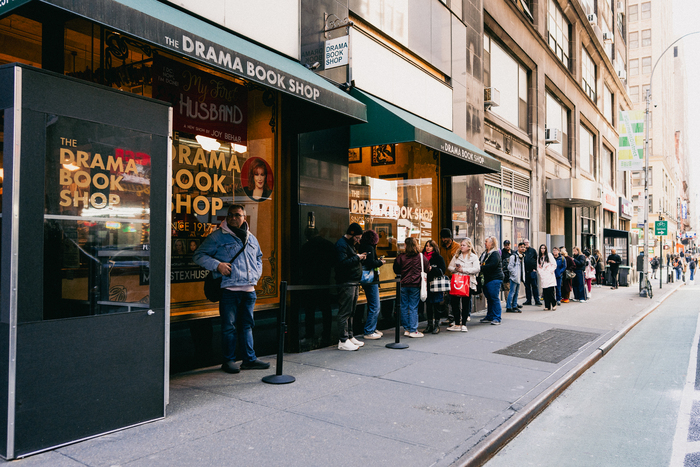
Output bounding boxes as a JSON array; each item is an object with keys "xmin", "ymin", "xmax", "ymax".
[
  {"xmin": 386, "ymin": 280, "xmax": 408, "ymax": 349},
  {"xmin": 262, "ymin": 281, "xmax": 296, "ymax": 384}
]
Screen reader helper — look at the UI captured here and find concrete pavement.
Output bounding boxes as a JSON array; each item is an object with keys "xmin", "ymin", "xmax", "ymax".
[{"xmin": 4, "ymin": 278, "xmax": 686, "ymax": 467}]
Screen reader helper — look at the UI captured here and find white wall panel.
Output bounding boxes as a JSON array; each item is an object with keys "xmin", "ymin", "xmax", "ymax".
[
  {"xmin": 166, "ymin": 0, "xmax": 299, "ymax": 58},
  {"xmin": 353, "ymin": 32, "xmax": 452, "ymax": 129}
]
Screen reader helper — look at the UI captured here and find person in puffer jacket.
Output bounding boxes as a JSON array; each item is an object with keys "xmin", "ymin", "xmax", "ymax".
[{"xmin": 193, "ymin": 204, "xmax": 268, "ymax": 374}]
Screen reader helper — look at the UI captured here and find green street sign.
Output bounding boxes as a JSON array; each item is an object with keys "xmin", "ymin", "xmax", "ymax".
[{"xmin": 655, "ymin": 221, "xmax": 668, "ymax": 236}]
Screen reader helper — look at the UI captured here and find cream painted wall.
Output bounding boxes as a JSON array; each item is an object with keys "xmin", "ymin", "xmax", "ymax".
[
  {"xmin": 165, "ymin": 0, "xmax": 299, "ymax": 59},
  {"xmin": 352, "ymin": 31, "xmax": 453, "ymax": 129}
]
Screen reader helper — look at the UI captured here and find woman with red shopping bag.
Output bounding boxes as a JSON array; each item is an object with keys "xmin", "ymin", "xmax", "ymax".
[{"xmin": 447, "ymin": 238, "xmax": 480, "ymax": 332}]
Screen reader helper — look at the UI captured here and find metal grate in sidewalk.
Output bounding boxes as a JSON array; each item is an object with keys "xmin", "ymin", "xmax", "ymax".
[{"xmin": 494, "ymin": 328, "xmax": 601, "ymax": 363}]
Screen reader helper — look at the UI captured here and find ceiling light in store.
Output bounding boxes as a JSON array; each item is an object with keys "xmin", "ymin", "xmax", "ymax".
[
  {"xmin": 195, "ymin": 135, "xmax": 221, "ymax": 152},
  {"xmin": 233, "ymin": 144, "xmax": 247, "ymax": 153},
  {"xmin": 63, "ymin": 163, "xmax": 80, "ymax": 171}
]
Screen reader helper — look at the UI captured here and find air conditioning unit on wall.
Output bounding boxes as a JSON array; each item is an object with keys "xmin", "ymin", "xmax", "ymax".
[
  {"xmin": 587, "ymin": 13, "xmax": 597, "ymax": 24},
  {"xmin": 618, "ymin": 69, "xmax": 627, "ymax": 80},
  {"xmin": 545, "ymin": 128, "xmax": 562, "ymax": 145},
  {"xmin": 484, "ymin": 87, "xmax": 500, "ymax": 110},
  {"xmin": 603, "ymin": 32, "xmax": 614, "ymax": 43}
]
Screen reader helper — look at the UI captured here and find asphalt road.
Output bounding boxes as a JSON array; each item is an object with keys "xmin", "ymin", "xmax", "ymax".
[{"xmin": 485, "ymin": 281, "xmax": 700, "ymax": 467}]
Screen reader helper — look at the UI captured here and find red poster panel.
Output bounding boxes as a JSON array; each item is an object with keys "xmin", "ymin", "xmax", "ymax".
[{"xmin": 152, "ymin": 56, "xmax": 247, "ymax": 144}]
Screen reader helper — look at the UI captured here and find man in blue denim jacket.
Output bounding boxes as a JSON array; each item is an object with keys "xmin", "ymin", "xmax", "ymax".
[{"xmin": 193, "ymin": 204, "xmax": 269, "ymax": 374}]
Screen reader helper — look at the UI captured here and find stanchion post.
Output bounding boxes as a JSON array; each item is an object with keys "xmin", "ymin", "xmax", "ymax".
[
  {"xmin": 386, "ymin": 279, "xmax": 408, "ymax": 349},
  {"xmin": 262, "ymin": 281, "xmax": 296, "ymax": 384}
]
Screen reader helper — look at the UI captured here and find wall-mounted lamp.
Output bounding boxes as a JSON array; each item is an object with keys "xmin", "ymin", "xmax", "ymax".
[{"xmin": 304, "ymin": 62, "xmax": 320, "ymax": 70}]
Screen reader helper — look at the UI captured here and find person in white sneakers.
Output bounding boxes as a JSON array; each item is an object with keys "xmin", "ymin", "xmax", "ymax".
[
  {"xmin": 335, "ymin": 223, "xmax": 367, "ymax": 350},
  {"xmin": 393, "ymin": 237, "xmax": 430, "ymax": 338},
  {"xmin": 446, "ymin": 238, "xmax": 480, "ymax": 332}
]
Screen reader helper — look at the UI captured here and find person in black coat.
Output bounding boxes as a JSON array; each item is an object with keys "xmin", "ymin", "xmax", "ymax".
[
  {"xmin": 421, "ymin": 240, "xmax": 447, "ymax": 334},
  {"xmin": 572, "ymin": 246, "xmax": 588, "ymax": 302},
  {"xmin": 607, "ymin": 249, "xmax": 622, "ymax": 289},
  {"xmin": 480, "ymin": 236, "xmax": 504, "ymax": 325},
  {"xmin": 523, "ymin": 239, "xmax": 541, "ymax": 306}
]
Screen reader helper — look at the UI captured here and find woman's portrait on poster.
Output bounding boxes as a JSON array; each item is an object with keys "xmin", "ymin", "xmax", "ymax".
[{"xmin": 242, "ymin": 157, "xmax": 273, "ymax": 202}]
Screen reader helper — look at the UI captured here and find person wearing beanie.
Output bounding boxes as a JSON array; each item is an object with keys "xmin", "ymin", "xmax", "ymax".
[{"xmin": 335, "ymin": 223, "xmax": 367, "ymax": 351}]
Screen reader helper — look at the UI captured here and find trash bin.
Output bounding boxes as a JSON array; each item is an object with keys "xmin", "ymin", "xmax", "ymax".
[{"xmin": 619, "ymin": 266, "xmax": 631, "ymax": 287}]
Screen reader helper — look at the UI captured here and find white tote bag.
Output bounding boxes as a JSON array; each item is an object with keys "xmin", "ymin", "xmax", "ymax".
[{"xmin": 419, "ymin": 253, "xmax": 428, "ymax": 302}]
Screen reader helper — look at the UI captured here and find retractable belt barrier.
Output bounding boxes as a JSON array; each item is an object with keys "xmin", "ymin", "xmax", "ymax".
[{"xmin": 262, "ymin": 278, "xmax": 404, "ymax": 385}]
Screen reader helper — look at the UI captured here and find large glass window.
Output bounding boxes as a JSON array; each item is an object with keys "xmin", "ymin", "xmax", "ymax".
[
  {"xmin": 642, "ymin": 56, "xmax": 652, "ymax": 74},
  {"xmin": 348, "ymin": 143, "xmax": 437, "ymax": 278},
  {"xmin": 642, "ymin": 29, "xmax": 651, "ymax": 47},
  {"xmin": 546, "ymin": 92, "xmax": 569, "ymax": 159},
  {"xmin": 579, "ymin": 125, "xmax": 595, "ymax": 175},
  {"xmin": 43, "ymin": 116, "xmax": 154, "ymax": 320},
  {"xmin": 581, "ymin": 48, "xmax": 596, "ymax": 101},
  {"xmin": 548, "ymin": 0, "xmax": 571, "ymax": 69},
  {"xmin": 641, "ymin": 2, "xmax": 651, "ymax": 19},
  {"xmin": 484, "ymin": 35, "xmax": 528, "ymax": 131}
]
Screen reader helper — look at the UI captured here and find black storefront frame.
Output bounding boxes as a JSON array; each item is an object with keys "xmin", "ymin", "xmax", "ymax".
[{"xmin": 0, "ymin": 64, "xmax": 171, "ymax": 459}]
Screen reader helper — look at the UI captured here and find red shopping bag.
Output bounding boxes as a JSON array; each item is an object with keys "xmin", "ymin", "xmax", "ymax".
[{"xmin": 450, "ymin": 274, "xmax": 470, "ymax": 296}]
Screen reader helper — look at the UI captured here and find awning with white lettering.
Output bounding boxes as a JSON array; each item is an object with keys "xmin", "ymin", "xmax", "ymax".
[
  {"xmin": 0, "ymin": 0, "xmax": 367, "ymax": 123},
  {"xmin": 349, "ymin": 89, "xmax": 500, "ymax": 175}
]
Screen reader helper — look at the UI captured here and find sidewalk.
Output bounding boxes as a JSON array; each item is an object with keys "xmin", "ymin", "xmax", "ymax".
[{"xmin": 7, "ymin": 279, "xmax": 685, "ymax": 467}]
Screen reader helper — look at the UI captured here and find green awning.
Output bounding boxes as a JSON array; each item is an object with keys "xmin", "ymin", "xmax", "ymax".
[
  {"xmin": 349, "ymin": 89, "xmax": 500, "ymax": 175},
  {"xmin": 1, "ymin": 0, "xmax": 366, "ymax": 123}
]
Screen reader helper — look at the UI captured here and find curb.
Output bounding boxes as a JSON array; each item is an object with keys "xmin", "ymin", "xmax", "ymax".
[{"xmin": 453, "ymin": 281, "xmax": 685, "ymax": 467}]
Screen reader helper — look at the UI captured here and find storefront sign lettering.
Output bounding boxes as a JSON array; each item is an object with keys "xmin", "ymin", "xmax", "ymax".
[
  {"xmin": 58, "ymin": 146, "xmax": 144, "ymax": 209},
  {"xmin": 441, "ymin": 142, "xmax": 485, "ymax": 165},
  {"xmin": 350, "ymin": 199, "xmax": 434, "ymax": 222},
  {"xmin": 602, "ymin": 188, "xmax": 617, "ymax": 212},
  {"xmin": 171, "ymin": 144, "xmax": 241, "ymax": 216},
  {"xmin": 325, "ymin": 36, "xmax": 349, "ymax": 69},
  {"xmin": 619, "ymin": 197, "xmax": 633, "ymax": 220},
  {"xmin": 162, "ymin": 34, "xmax": 322, "ymax": 102}
]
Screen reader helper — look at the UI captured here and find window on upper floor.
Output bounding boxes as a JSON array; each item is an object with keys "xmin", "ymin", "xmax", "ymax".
[
  {"xmin": 546, "ymin": 92, "xmax": 570, "ymax": 159},
  {"xmin": 548, "ymin": 0, "xmax": 571, "ymax": 69},
  {"xmin": 629, "ymin": 31, "xmax": 639, "ymax": 48},
  {"xmin": 582, "ymin": 48, "xmax": 596, "ymax": 101},
  {"xmin": 630, "ymin": 85, "xmax": 639, "ymax": 103},
  {"xmin": 484, "ymin": 34, "xmax": 529, "ymax": 132},
  {"xmin": 641, "ymin": 2, "xmax": 651, "ymax": 19},
  {"xmin": 603, "ymin": 146, "xmax": 614, "ymax": 187},
  {"xmin": 604, "ymin": 86, "xmax": 614, "ymax": 124},
  {"xmin": 579, "ymin": 124, "xmax": 595, "ymax": 175},
  {"xmin": 630, "ymin": 59, "xmax": 639, "ymax": 76},
  {"xmin": 580, "ymin": 0, "xmax": 595, "ymax": 15},
  {"xmin": 629, "ymin": 4, "xmax": 638, "ymax": 22},
  {"xmin": 642, "ymin": 56, "xmax": 651, "ymax": 74},
  {"xmin": 642, "ymin": 29, "xmax": 651, "ymax": 47}
]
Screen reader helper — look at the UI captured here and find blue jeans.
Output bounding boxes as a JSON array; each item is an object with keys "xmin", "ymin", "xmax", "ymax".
[
  {"xmin": 400, "ymin": 287, "xmax": 420, "ymax": 333},
  {"xmin": 484, "ymin": 280, "xmax": 503, "ymax": 323},
  {"xmin": 676, "ymin": 268, "xmax": 682, "ymax": 280},
  {"xmin": 507, "ymin": 280, "xmax": 520, "ymax": 309},
  {"xmin": 555, "ymin": 276, "xmax": 562, "ymax": 301},
  {"xmin": 691, "ymin": 269, "xmax": 696, "ymax": 281},
  {"xmin": 362, "ymin": 283, "xmax": 381, "ymax": 335},
  {"xmin": 219, "ymin": 290, "xmax": 257, "ymax": 363}
]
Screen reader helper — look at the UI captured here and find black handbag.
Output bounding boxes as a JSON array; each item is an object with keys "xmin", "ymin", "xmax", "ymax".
[{"xmin": 203, "ymin": 240, "xmax": 248, "ymax": 302}]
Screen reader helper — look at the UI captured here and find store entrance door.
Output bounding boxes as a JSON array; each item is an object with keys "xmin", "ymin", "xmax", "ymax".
[{"xmin": 0, "ymin": 65, "xmax": 171, "ymax": 458}]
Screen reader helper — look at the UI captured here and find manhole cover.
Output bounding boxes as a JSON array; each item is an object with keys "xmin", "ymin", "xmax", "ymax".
[{"xmin": 494, "ymin": 328, "xmax": 601, "ymax": 363}]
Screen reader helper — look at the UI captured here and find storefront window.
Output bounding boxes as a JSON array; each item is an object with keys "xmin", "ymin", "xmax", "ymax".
[
  {"xmin": 348, "ymin": 143, "xmax": 437, "ymax": 282},
  {"xmin": 43, "ymin": 116, "xmax": 154, "ymax": 321}
]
